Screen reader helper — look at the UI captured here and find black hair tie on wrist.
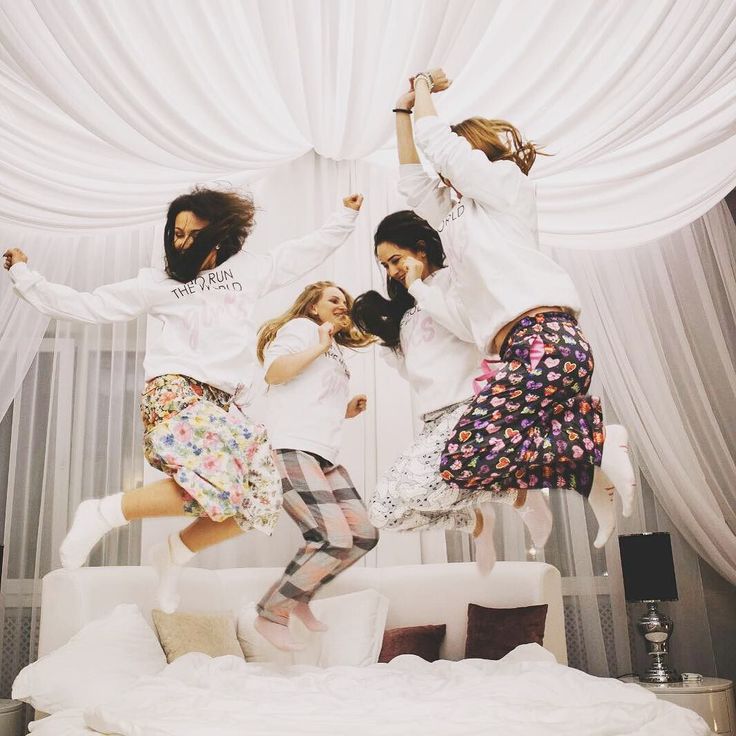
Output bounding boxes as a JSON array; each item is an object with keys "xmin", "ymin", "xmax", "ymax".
[{"xmin": 392, "ymin": 108, "xmax": 413, "ymax": 114}]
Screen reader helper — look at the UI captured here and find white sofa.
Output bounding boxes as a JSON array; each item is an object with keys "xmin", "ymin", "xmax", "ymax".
[{"xmin": 39, "ymin": 561, "xmax": 567, "ymax": 664}]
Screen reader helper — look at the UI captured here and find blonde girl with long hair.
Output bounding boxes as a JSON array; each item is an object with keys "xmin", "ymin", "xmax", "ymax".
[
  {"xmin": 253, "ymin": 281, "xmax": 378, "ymax": 650},
  {"xmin": 390, "ymin": 68, "xmax": 636, "ymax": 566}
]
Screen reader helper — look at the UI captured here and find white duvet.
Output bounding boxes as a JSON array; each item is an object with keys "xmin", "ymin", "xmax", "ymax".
[{"xmin": 29, "ymin": 645, "xmax": 709, "ymax": 736}]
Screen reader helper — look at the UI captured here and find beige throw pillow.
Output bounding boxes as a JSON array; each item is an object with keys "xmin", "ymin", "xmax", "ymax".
[{"xmin": 152, "ymin": 609, "xmax": 244, "ymax": 663}]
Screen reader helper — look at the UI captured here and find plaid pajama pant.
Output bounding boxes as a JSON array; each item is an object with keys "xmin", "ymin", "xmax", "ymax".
[{"xmin": 257, "ymin": 449, "xmax": 379, "ymax": 625}]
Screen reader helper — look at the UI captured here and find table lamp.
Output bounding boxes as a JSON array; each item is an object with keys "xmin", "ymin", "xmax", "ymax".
[{"xmin": 618, "ymin": 532, "xmax": 680, "ymax": 683}]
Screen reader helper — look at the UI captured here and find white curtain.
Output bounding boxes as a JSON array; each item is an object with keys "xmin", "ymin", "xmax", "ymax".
[
  {"xmin": 1, "ymin": 0, "xmax": 736, "ymax": 690},
  {"xmin": 553, "ymin": 201, "xmax": 736, "ymax": 586},
  {"xmin": 0, "ymin": 234, "xmax": 151, "ymax": 697}
]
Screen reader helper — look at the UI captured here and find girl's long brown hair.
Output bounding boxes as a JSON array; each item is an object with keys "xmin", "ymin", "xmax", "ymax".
[
  {"xmin": 451, "ymin": 117, "xmax": 545, "ymax": 175},
  {"xmin": 164, "ymin": 187, "xmax": 256, "ymax": 283},
  {"xmin": 257, "ymin": 281, "xmax": 375, "ymax": 363}
]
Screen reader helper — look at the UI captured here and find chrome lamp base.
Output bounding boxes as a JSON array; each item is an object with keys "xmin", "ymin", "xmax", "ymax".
[{"xmin": 637, "ymin": 602, "xmax": 680, "ymax": 683}]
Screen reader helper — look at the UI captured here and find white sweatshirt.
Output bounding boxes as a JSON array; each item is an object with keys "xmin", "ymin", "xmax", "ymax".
[
  {"xmin": 381, "ymin": 268, "xmax": 482, "ymax": 418},
  {"xmin": 400, "ymin": 115, "xmax": 581, "ymax": 355},
  {"xmin": 263, "ymin": 318, "xmax": 350, "ymax": 464},
  {"xmin": 9, "ymin": 207, "xmax": 358, "ymax": 396}
]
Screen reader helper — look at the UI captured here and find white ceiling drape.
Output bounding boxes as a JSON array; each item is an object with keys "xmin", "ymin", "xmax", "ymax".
[{"xmin": 1, "ymin": 0, "xmax": 734, "ymax": 241}]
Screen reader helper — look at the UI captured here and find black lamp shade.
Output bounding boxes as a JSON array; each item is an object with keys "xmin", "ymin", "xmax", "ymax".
[{"xmin": 618, "ymin": 532, "xmax": 678, "ymax": 602}]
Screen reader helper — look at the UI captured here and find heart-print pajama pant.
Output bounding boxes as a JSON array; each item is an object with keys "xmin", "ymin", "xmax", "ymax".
[{"xmin": 440, "ymin": 312, "xmax": 604, "ymax": 497}]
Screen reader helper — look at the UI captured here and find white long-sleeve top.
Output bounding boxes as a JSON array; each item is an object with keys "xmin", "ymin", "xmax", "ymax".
[
  {"xmin": 380, "ymin": 267, "xmax": 482, "ymax": 418},
  {"xmin": 263, "ymin": 318, "xmax": 350, "ymax": 464},
  {"xmin": 400, "ymin": 115, "xmax": 581, "ymax": 355},
  {"xmin": 9, "ymin": 207, "xmax": 358, "ymax": 396}
]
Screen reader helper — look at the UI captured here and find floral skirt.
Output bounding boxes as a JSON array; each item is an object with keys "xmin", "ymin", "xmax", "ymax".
[{"xmin": 141, "ymin": 374, "xmax": 282, "ymax": 535}]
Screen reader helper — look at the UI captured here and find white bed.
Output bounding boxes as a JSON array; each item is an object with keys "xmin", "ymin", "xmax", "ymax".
[{"xmin": 23, "ymin": 562, "xmax": 709, "ymax": 736}]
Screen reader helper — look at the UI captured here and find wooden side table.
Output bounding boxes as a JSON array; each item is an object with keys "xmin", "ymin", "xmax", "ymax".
[{"xmin": 635, "ymin": 678, "xmax": 736, "ymax": 735}]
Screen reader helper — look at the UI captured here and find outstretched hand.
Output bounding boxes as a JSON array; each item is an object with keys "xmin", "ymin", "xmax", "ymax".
[
  {"xmin": 409, "ymin": 68, "xmax": 452, "ymax": 93},
  {"xmin": 345, "ymin": 394, "xmax": 367, "ymax": 418},
  {"xmin": 343, "ymin": 194, "xmax": 364, "ymax": 211},
  {"xmin": 3, "ymin": 248, "xmax": 28, "ymax": 270}
]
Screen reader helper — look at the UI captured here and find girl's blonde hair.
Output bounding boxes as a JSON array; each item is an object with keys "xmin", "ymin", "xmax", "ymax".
[
  {"xmin": 451, "ymin": 117, "xmax": 544, "ymax": 175},
  {"xmin": 256, "ymin": 281, "xmax": 375, "ymax": 363}
]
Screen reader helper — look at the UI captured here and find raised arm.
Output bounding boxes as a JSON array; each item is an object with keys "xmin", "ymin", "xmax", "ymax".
[
  {"xmin": 264, "ymin": 320, "xmax": 332, "ymax": 385},
  {"xmin": 4, "ymin": 249, "xmax": 149, "ymax": 324},
  {"xmin": 404, "ymin": 259, "xmax": 474, "ymax": 343},
  {"xmin": 413, "ymin": 70, "xmax": 522, "ymax": 209},
  {"xmin": 395, "ymin": 76, "xmax": 454, "ymax": 230},
  {"xmin": 256, "ymin": 196, "xmax": 363, "ymax": 296},
  {"xmin": 394, "ymin": 89, "xmax": 420, "ymax": 165}
]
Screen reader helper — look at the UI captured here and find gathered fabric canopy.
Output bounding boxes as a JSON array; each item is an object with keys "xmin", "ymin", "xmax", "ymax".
[{"xmin": 0, "ymin": 0, "xmax": 734, "ymax": 244}]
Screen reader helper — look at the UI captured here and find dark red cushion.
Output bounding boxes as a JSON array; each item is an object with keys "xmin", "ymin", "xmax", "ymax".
[
  {"xmin": 378, "ymin": 624, "xmax": 447, "ymax": 663},
  {"xmin": 464, "ymin": 603, "xmax": 548, "ymax": 660}
]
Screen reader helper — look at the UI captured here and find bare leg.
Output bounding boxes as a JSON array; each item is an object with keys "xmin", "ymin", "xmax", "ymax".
[
  {"xmin": 180, "ymin": 516, "xmax": 243, "ymax": 553},
  {"xmin": 122, "ymin": 478, "xmax": 191, "ymax": 520},
  {"xmin": 513, "ymin": 488, "xmax": 528, "ymax": 509}
]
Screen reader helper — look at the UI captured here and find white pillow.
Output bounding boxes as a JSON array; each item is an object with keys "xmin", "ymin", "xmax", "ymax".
[
  {"xmin": 237, "ymin": 589, "xmax": 389, "ymax": 667},
  {"xmin": 13, "ymin": 603, "xmax": 166, "ymax": 714}
]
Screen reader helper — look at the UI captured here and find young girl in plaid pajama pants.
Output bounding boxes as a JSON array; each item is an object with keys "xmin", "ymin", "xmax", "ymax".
[
  {"xmin": 254, "ymin": 281, "xmax": 377, "ymax": 651},
  {"xmin": 390, "ymin": 68, "xmax": 637, "ymax": 569}
]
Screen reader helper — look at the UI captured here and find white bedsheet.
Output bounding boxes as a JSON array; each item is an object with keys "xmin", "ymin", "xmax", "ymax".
[{"xmin": 34, "ymin": 645, "xmax": 710, "ymax": 736}]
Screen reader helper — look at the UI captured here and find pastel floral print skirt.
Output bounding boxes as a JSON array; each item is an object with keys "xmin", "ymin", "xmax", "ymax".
[
  {"xmin": 141, "ymin": 374, "xmax": 282, "ymax": 535},
  {"xmin": 440, "ymin": 312, "xmax": 604, "ymax": 497}
]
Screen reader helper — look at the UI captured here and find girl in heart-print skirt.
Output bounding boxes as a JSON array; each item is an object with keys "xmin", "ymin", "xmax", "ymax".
[{"xmin": 440, "ymin": 311, "xmax": 604, "ymax": 497}]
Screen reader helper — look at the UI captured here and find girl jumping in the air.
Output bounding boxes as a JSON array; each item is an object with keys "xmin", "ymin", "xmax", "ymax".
[
  {"xmin": 353, "ymin": 210, "xmax": 554, "ymax": 571},
  {"xmin": 254, "ymin": 281, "xmax": 377, "ymax": 650},
  {"xmin": 4, "ymin": 189, "xmax": 364, "ymax": 609},
  {"xmin": 391, "ymin": 68, "xmax": 635, "ymax": 566}
]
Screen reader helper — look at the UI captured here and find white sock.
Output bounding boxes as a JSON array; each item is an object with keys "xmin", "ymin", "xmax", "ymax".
[
  {"xmin": 99, "ymin": 492, "xmax": 127, "ymax": 527},
  {"xmin": 600, "ymin": 424, "xmax": 636, "ymax": 518},
  {"xmin": 59, "ymin": 493, "xmax": 128, "ymax": 570},
  {"xmin": 515, "ymin": 490, "xmax": 553, "ymax": 549},
  {"xmin": 151, "ymin": 533, "xmax": 195, "ymax": 614},
  {"xmin": 473, "ymin": 504, "xmax": 497, "ymax": 576},
  {"xmin": 588, "ymin": 474, "xmax": 616, "ymax": 548},
  {"xmin": 254, "ymin": 615, "xmax": 306, "ymax": 652}
]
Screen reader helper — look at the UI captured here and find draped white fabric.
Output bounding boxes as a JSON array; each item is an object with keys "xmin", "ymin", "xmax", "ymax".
[
  {"xmin": 1, "ymin": 0, "xmax": 736, "ymax": 692},
  {"xmin": 0, "ymin": 0, "xmax": 734, "ymax": 236},
  {"xmin": 553, "ymin": 202, "xmax": 736, "ymax": 586}
]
